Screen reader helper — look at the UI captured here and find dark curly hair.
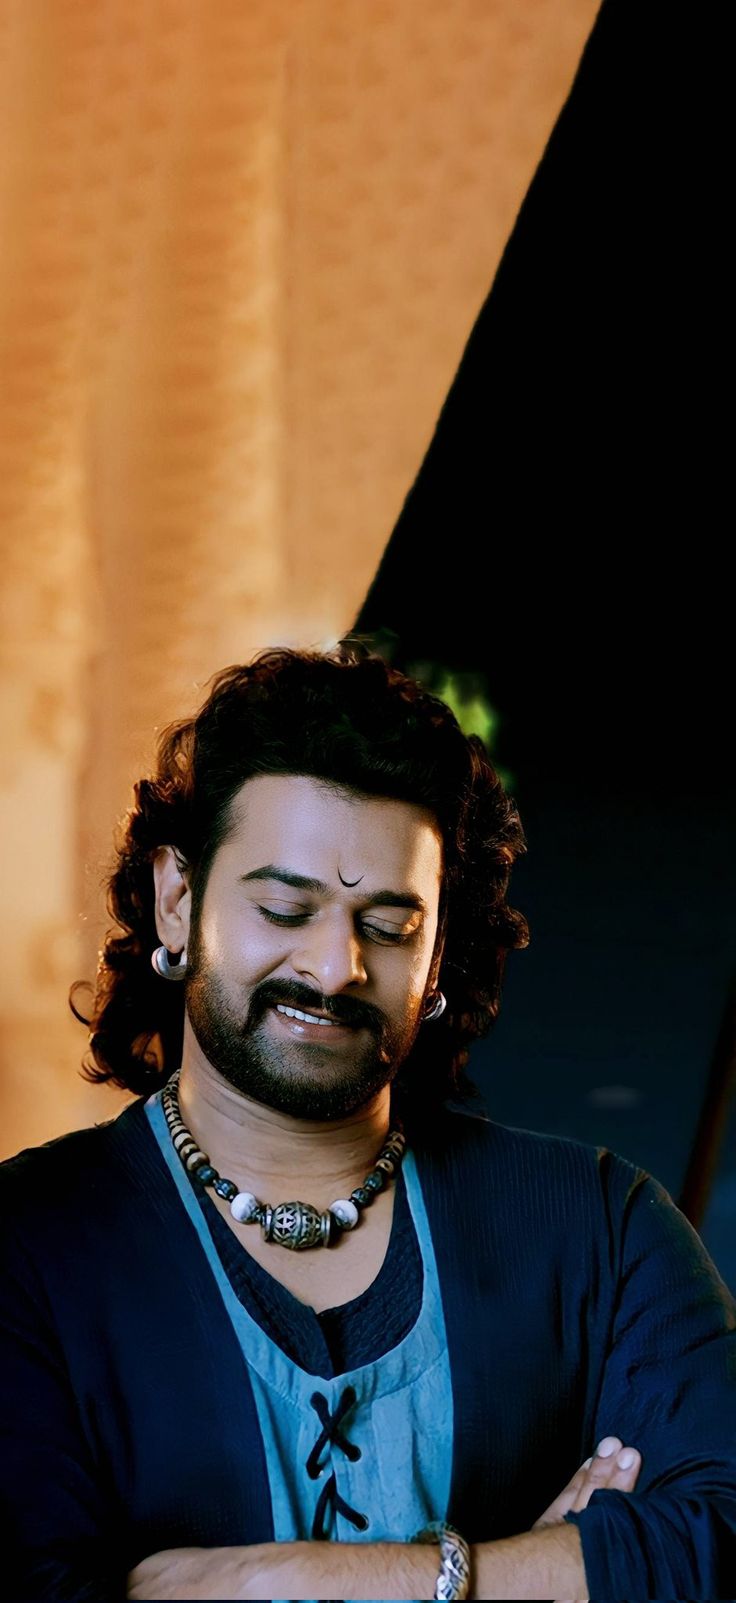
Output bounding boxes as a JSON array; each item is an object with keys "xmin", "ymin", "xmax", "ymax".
[{"xmin": 72, "ymin": 646, "xmax": 529, "ymax": 1121}]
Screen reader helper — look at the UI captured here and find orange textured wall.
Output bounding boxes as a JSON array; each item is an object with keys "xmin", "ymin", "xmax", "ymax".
[{"xmin": 0, "ymin": 0, "xmax": 599, "ymax": 1156}]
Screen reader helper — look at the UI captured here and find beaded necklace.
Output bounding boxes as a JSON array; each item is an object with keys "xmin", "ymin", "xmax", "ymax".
[{"xmin": 161, "ymin": 1070, "xmax": 406, "ymax": 1251}]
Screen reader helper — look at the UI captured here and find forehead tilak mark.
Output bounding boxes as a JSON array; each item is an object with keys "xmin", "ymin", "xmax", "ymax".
[{"xmin": 338, "ymin": 868, "xmax": 364, "ymax": 888}]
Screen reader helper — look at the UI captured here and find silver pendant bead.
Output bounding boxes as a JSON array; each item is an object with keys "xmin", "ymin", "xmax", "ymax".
[{"xmin": 269, "ymin": 1200, "xmax": 323, "ymax": 1250}]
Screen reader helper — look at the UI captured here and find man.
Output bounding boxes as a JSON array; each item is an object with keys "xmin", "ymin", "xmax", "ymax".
[{"xmin": 2, "ymin": 647, "xmax": 734, "ymax": 1601}]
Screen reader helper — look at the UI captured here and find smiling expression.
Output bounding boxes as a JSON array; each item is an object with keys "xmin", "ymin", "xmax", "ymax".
[{"xmin": 182, "ymin": 774, "xmax": 444, "ymax": 1119}]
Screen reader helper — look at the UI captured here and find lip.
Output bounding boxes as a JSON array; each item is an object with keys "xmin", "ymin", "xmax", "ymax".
[{"xmin": 268, "ymin": 1004, "xmax": 361, "ymax": 1043}]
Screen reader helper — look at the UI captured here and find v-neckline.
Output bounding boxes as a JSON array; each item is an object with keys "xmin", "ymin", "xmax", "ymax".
[{"xmin": 144, "ymin": 1083, "xmax": 444, "ymax": 1398}]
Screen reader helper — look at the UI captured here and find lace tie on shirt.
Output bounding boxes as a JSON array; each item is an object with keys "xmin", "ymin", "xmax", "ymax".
[{"xmin": 307, "ymin": 1385, "xmax": 369, "ymax": 1539}]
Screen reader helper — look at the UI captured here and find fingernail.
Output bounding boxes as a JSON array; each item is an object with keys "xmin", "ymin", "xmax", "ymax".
[
  {"xmin": 582, "ymin": 1457, "xmax": 593, "ymax": 1469},
  {"xmin": 617, "ymin": 1448, "xmax": 636, "ymax": 1469},
  {"xmin": 596, "ymin": 1437, "xmax": 617, "ymax": 1457}
]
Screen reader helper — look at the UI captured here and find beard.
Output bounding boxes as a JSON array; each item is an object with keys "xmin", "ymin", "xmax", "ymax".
[{"xmin": 184, "ymin": 941, "xmax": 423, "ymax": 1121}]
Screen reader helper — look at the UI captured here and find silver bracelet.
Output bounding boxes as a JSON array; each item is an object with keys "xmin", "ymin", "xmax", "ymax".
[{"xmin": 412, "ymin": 1520, "xmax": 472, "ymax": 1601}]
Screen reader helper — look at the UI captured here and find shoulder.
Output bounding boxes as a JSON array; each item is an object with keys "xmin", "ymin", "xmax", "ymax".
[
  {"xmin": 414, "ymin": 1102, "xmax": 711, "ymax": 1268},
  {"xmin": 0, "ymin": 1095, "xmax": 159, "ymax": 1242},
  {"xmin": 418, "ymin": 1100, "xmax": 649, "ymax": 1204},
  {"xmin": 430, "ymin": 1105, "xmax": 735, "ymax": 1305}
]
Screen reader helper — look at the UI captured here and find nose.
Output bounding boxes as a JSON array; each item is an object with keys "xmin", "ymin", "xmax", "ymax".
[{"xmin": 292, "ymin": 910, "xmax": 368, "ymax": 995}]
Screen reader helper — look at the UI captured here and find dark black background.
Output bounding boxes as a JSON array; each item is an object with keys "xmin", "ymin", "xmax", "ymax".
[{"xmin": 354, "ymin": 0, "xmax": 735, "ymax": 1286}]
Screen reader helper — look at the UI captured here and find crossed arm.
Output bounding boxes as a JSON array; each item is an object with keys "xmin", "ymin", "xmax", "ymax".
[
  {"xmin": 5, "ymin": 1159, "xmax": 733, "ymax": 1599},
  {"xmin": 126, "ymin": 1434, "xmax": 641, "ymax": 1600}
]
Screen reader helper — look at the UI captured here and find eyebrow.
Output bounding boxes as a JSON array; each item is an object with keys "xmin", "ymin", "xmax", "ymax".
[{"xmin": 240, "ymin": 865, "xmax": 427, "ymax": 913}]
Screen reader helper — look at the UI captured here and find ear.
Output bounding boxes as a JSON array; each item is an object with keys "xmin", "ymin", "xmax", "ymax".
[
  {"xmin": 428, "ymin": 933, "xmax": 446, "ymax": 994},
  {"xmin": 428, "ymin": 894, "xmax": 448, "ymax": 993},
  {"xmin": 152, "ymin": 847, "xmax": 191, "ymax": 954}
]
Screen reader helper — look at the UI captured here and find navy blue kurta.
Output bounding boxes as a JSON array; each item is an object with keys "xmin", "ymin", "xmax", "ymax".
[{"xmin": 1, "ymin": 1092, "xmax": 734, "ymax": 1600}]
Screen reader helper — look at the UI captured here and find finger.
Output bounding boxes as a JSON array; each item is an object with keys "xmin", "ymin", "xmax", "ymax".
[
  {"xmin": 596, "ymin": 1445, "xmax": 641, "ymax": 1492},
  {"xmin": 531, "ymin": 1457, "xmax": 595, "ymax": 1528},
  {"xmin": 585, "ymin": 1436, "xmax": 622, "ymax": 1478},
  {"xmin": 532, "ymin": 1438, "xmax": 639, "ymax": 1531},
  {"xmin": 571, "ymin": 1440, "xmax": 641, "ymax": 1512}
]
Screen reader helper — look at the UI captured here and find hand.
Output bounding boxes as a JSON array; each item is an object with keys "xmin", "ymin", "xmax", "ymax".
[
  {"xmin": 533, "ymin": 1434, "xmax": 641, "ymax": 1529},
  {"xmin": 532, "ymin": 1435, "xmax": 641, "ymax": 1603}
]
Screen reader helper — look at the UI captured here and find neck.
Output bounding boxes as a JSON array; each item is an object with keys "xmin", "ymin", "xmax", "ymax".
[{"xmin": 176, "ymin": 1039, "xmax": 394, "ymax": 1207}]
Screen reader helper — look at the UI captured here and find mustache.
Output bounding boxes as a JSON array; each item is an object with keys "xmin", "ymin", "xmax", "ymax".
[{"xmin": 245, "ymin": 978, "xmax": 387, "ymax": 1036}]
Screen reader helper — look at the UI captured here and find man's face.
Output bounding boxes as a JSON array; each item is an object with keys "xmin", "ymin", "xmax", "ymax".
[{"xmin": 184, "ymin": 774, "xmax": 444, "ymax": 1120}]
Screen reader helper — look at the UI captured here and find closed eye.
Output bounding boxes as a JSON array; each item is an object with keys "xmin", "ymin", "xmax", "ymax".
[
  {"xmin": 257, "ymin": 906, "xmax": 308, "ymax": 926},
  {"xmin": 257, "ymin": 907, "xmax": 417, "ymax": 944},
  {"xmin": 362, "ymin": 923, "xmax": 415, "ymax": 945}
]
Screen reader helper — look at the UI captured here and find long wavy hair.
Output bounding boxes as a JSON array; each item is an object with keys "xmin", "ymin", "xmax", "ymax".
[{"xmin": 72, "ymin": 646, "xmax": 529, "ymax": 1122}]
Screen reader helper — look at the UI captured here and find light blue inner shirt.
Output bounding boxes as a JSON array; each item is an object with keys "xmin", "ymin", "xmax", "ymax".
[{"xmin": 146, "ymin": 1088, "xmax": 454, "ymax": 1603}]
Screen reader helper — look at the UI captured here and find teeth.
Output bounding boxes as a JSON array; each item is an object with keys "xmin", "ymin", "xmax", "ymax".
[{"xmin": 276, "ymin": 1004, "xmax": 336, "ymax": 1026}]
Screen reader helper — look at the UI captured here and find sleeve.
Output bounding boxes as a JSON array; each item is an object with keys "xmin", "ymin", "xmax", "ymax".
[
  {"xmin": 0, "ymin": 1210, "xmax": 128, "ymax": 1603},
  {"xmin": 563, "ymin": 1166, "xmax": 736, "ymax": 1601}
]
